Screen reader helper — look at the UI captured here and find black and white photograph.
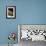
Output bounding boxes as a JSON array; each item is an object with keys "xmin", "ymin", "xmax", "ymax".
[{"xmin": 6, "ymin": 6, "xmax": 16, "ymax": 19}]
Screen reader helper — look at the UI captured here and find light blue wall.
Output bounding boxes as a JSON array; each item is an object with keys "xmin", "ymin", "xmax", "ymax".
[
  {"xmin": 0, "ymin": 0, "xmax": 17, "ymax": 44},
  {"xmin": 17, "ymin": 0, "xmax": 46, "ymax": 24},
  {"xmin": 0, "ymin": 0, "xmax": 46, "ymax": 44}
]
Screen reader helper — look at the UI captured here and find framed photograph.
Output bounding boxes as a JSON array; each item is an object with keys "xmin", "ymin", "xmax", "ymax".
[
  {"xmin": 18, "ymin": 24, "xmax": 46, "ymax": 42},
  {"xmin": 6, "ymin": 6, "xmax": 16, "ymax": 19}
]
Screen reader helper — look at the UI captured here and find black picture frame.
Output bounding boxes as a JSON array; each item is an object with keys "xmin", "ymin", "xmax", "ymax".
[{"xmin": 6, "ymin": 6, "xmax": 16, "ymax": 19}]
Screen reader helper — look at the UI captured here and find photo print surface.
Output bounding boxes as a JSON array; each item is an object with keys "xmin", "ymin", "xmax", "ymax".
[
  {"xmin": 18, "ymin": 25, "xmax": 46, "ymax": 41},
  {"xmin": 8, "ymin": 8, "xmax": 13, "ymax": 16}
]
